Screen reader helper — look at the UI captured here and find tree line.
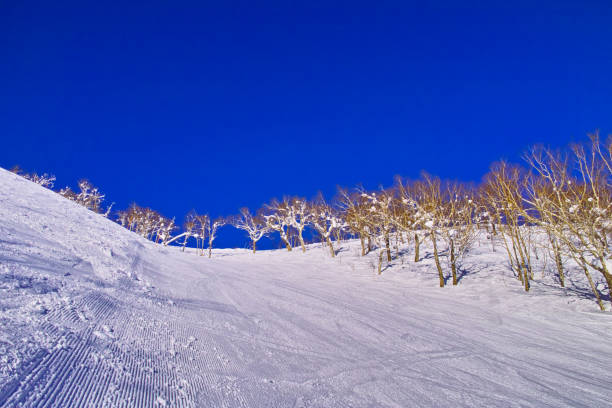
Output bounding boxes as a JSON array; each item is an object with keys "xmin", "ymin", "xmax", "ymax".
[{"xmin": 9, "ymin": 133, "xmax": 612, "ymax": 310}]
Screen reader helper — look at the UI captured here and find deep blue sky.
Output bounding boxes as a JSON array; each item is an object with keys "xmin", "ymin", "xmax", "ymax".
[{"xmin": 1, "ymin": 1, "xmax": 611, "ymax": 247}]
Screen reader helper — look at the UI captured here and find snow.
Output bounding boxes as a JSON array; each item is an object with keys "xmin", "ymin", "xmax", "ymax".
[{"xmin": 0, "ymin": 167, "xmax": 611, "ymax": 407}]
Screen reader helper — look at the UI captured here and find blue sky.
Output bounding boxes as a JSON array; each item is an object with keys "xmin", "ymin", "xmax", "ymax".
[{"xmin": 1, "ymin": 1, "xmax": 611, "ymax": 247}]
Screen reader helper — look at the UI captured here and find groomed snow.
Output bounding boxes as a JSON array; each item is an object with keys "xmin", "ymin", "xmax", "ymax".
[{"xmin": 0, "ymin": 167, "xmax": 611, "ymax": 407}]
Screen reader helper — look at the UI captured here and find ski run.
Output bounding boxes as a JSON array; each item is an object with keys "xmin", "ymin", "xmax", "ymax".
[{"xmin": 1, "ymin": 167, "xmax": 611, "ymax": 407}]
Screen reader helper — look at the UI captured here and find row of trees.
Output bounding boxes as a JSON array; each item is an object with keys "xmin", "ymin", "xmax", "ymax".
[
  {"xmin": 10, "ymin": 165, "xmax": 56, "ymax": 189},
  {"xmin": 11, "ymin": 167, "xmax": 112, "ymax": 216},
  {"xmin": 204, "ymin": 134, "xmax": 611, "ymax": 310},
  {"xmin": 231, "ymin": 196, "xmax": 344, "ymax": 256},
  {"xmin": 10, "ymin": 133, "xmax": 611, "ymax": 310}
]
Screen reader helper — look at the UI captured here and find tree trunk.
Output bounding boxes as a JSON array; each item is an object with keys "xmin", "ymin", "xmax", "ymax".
[
  {"xmin": 298, "ymin": 230, "xmax": 306, "ymax": 253},
  {"xmin": 359, "ymin": 234, "xmax": 366, "ymax": 256},
  {"xmin": 334, "ymin": 228, "xmax": 342, "ymax": 244},
  {"xmin": 282, "ymin": 237, "xmax": 292, "ymax": 251},
  {"xmin": 552, "ymin": 240, "xmax": 565, "ymax": 287},
  {"xmin": 208, "ymin": 245, "xmax": 212, "ymax": 258},
  {"xmin": 414, "ymin": 233, "xmax": 420, "ymax": 262},
  {"xmin": 378, "ymin": 250, "xmax": 384, "ymax": 275},
  {"xmin": 581, "ymin": 262, "xmax": 604, "ymax": 311},
  {"xmin": 385, "ymin": 232, "xmax": 391, "ymax": 262},
  {"xmin": 431, "ymin": 230, "xmax": 444, "ymax": 287},
  {"xmin": 523, "ymin": 266, "xmax": 530, "ymax": 291},
  {"xmin": 180, "ymin": 233, "xmax": 190, "ymax": 252},
  {"xmin": 326, "ymin": 237, "xmax": 335, "ymax": 258},
  {"xmin": 603, "ymin": 265, "xmax": 612, "ymax": 310},
  {"xmin": 252, "ymin": 240, "xmax": 257, "ymax": 254},
  {"xmin": 513, "ymin": 229, "xmax": 532, "ymax": 282},
  {"xmin": 450, "ymin": 239, "xmax": 457, "ymax": 285},
  {"xmin": 500, "ymin": 231, "xmax": 516, "ymax": 276},
  {"xmin": 511, "ymin": 241, "xmax": 522, "ymax": 281}
]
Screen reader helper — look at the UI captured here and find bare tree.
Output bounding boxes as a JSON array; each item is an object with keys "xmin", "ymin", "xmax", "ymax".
[
  {"xmin": 10, "ymin": 166, "xmax": 56, "ymax": 189},
  {"xmin": 483, "ymin": 163, "xmax": 533, "ymax": 291},
  {"xmin": 521, "ymin": 160, "xmax": 568, "ymax": 288},
  {"xmin": 233, "ymin": 208, "xmax": 269, "ymax": 253},
  {"xmin": 117, "ymin": 203, "xmax": 174, "ymax": 243},
  {"xmin": 395, "ymin": 177, "xmax": 426, "ymax": 262},
  {"xmin": 417, "ymin": 174, "xmax": 445, "ymax": 287},
  {"xmin": 60, "ymin": 180, "xmax": 112, "ymax": 216},
  {"xmin": 309, "ymin": 195, "xmax": 342, "ymax": 258},
  {"xmin": 193, "ymin": 214, "xmax": 210, "ymax": 256},
  {"xmin": 523, "ymin": 134, "xmax": 612, "ymax": 309},
  {"xmin": 287, "ymin": 198, "xmax": 312, "ymax": 252},
  {"xmin": 338, "ymin": 188, "xmax": 372, "ymax": 256},
  {"xmin": 181, "ymin": 213, "xmax": 197, "ymax": 251},
  {"xmin": 360, "ymin": 189, "xmax": 396, "ymax": 273},
  {"xmin": 264, "ymin": 199, "xmax": 293, "ymax": 251},
  {"xmin": 164, "ymin": 211, "xmax": 197, "ymax": 250},
  {"xmin": 206, "ymin": 217, "xmax": 226, "ymax": 258},
  {"xmin": 158, "ymin": 218, "xmax": 177, "ymax": 245},
  {"xmin": 439, "ymin": 183, "xmax": 478, "ymax": 285}
]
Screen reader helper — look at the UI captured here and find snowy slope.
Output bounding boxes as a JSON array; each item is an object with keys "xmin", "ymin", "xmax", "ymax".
[{"xmin": 1, "ymin": 167, "xmax": 611, "ymax": 408}]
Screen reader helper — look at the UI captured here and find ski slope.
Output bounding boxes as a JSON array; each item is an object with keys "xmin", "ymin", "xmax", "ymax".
[{"xmin": 1, "ymin": 167, "xmax": 611, "ymax": 407}]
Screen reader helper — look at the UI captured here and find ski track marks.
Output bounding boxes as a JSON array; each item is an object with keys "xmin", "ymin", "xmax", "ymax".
[{"xmin": 2, "ymin": 248, "xmax": 612, "ymax": 407}]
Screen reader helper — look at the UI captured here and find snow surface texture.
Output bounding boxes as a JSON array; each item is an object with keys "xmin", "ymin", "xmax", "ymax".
[{"xmin": 0, "ymin": 167, "xmax": 611, "ymax": 407}]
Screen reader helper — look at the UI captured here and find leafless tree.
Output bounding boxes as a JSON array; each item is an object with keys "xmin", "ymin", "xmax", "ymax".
[
  {"xmin": 232, "ymin": 207, "xmax": 269, "ymax": 253},
  {"xmin": 309, "ymin": 194, "xmax": 342, "ymax": 257},
  {"xmin": 60, "ymin": 180, "xmax": 112, "ymax": 217},
  {"xmin": 164, "ymin": 211, "xmax": 197, "ymax": 250},
  {"xmin": 359, "ymin": 189, "xmax": 396, "ymax": 273},
  {"xmin": 482, "ymin": 163, "xmax": 533, "ymax": 291},
  {"xmin": 523, "ymin": 134, "xmax": 612, "ymax": 309},
  {"xmin": 117, "ymin": 203, "xmax": 174, "ymax": 243},
  {"xmin": 416, "ymin": 174, "xmax": 446, "ymax": 286},
  {"xmin": 394, "ymin": 177, "xmax": 426, "ymax": 262},
  {"xmin": 438, "ymin": 182, "xmax": 478, "ymax": 285},
  {"xmin": 10, "ymin": 166, "xmax": 56, "ymax": 189},
  {"xmin": 286, "ymin": 197, "xmax": 312, "ymax": 252},
  {"xmin": 264, "ymin": 199, "xmax": 294, "ymax": 251},
  {"xmin": 192, "ymin": 214, "xmax": 210, "ymax": 256},
  {"xmin": 338, "ymin": 188, "xmax": 372, "ymax": 256},
  {"xmin": 205, "ymin": 217, "xmax": 226, "ymax": 258}
]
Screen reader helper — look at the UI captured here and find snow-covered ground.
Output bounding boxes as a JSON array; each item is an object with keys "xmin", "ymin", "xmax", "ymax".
[{"xmin": 1, "ymin": 167, "xmax": 611, "ymax": 407}]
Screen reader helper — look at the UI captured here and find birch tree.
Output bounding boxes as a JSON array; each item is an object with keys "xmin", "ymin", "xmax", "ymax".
[
  {"xmin": 338, "ymin": 188, "xmax": 372, "ymax": 256},
  {"xmin": 309, "ymin": 195, "xmax": 342, "ymax": 258},
  {"xmin": 395, "ymin": 178, "xmax": 425, "ymax": 262},
  {"xmin": 483, "ymin": 163, "xmax": 533, "ymax": 291},
  {"xmin": 524, "ymin": 134, "xmax": 612, "ymax": 309},
  {"xmin": 360, "ymin": 190, "xmax": 395, "ymax": 270},
  {"xmin": 117, "ymin": 204, "xmax": 173, "ymax": 243},
  {"xmin": 233, "ymin": 207, "xmax": 269, "ymax": 253},
  {"xmin": 439, "ymin": 183, "xmax": 478, "ymax": 285},
  {"xmin": 413, "ymin": 175, "xmax": 445, "ymax": 286},
  {"xmin": 286, "ymin": 197, "xmax": 311, "ymax": 252},
  {"xmin": 10, "ymin": 167, "xmax": 56, "ymax": 189},
  {"xmin": 265, "ymin": 199, "xmax": 293, "ymax": 251},
  {"xmin": 194, "ymin": 214, "xmax": 210, "ymax": 256},
  {"xmin": 60, "ymin": 180, "xmax": 112, "ymax": 216},
  {"xmin": 206, "ymin": 217, "xmax": 226, "ymax": 258}
]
